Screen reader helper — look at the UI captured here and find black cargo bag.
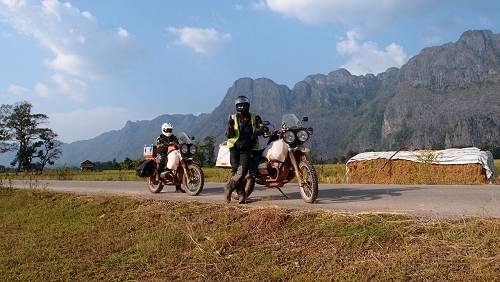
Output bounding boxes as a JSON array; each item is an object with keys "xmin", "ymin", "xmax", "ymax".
[{"xmin": 136, "ymin": 159, "xmax": 155, "ymax": 177}]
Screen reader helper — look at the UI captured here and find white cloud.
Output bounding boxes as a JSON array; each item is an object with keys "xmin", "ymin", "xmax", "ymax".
[
  {"xmin": 117, "ymin": 27, "xmax": 129, "ymax": 39},
  {"xmin": 168, "ymin": 26, "xmax": 231, "ymax": 54},
  {"xmin": 2, "ymin": 0, "xmax": 26, "ymax": 9},
  {"xmin": 81, "ymin": 10, "xmax": 95, "ymax": 21},
  {"xmin": 47, "ymin": 53, "xmax": 87, "ymax": 76},
  {"xmin": 265, "ymin": 0, "xmax": 425, "ymax": 26},
  {"xmin": 0, "ymin": 0, "xmax": 138, "ymax": 102},
  {"xmin": 0, "ymin": 0, "xmax": 137, "ymax": 79},
  {"xmin": 48, "ymin": 107, "xmax": 133, "ymax": 142},
  {"xmin": 7, "ymin": 84, "xmax": 28, "ymax": 95},
  {"xmin": 52, "ymin": 74, "xmax": 86, "ymax": 102},
  {"xmin": 336, "ymin": 30, "xmax": 408, "ymax": 75},
  {"xmin": 34, "ymin": 82, "xmax": 49, "ymax": 97}
]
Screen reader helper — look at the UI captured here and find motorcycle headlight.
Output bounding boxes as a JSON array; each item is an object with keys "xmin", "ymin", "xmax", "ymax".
[
  {"xmin": 297, "ymin": 130, "xmax": 309, "ymax": 142},
  {"xmin": 181, "ymin": 145, "xmax": 188, "ymax": 154},
  {"xmin": 283, "ymin": 131, "xmax": 296, "ymax": 144},
  {"xmin": 189, "ymin": 145, "xmax": 196, "ymax": 154}
]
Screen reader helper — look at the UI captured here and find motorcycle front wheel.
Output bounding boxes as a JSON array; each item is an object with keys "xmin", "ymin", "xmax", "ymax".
[
  {"xmin": 298, "ymin": 160, "xmax": 318, "ymax": 203},
  {"xmin": 182, "ymin": 164, "xmax": 204, "ymax": 196},
  {"xmin": 147, "ymin": 176, "xmax": 164, "ymax": 193}
]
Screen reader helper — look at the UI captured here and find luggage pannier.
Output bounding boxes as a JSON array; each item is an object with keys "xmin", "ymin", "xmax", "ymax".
[{"xmin": 136, "ymin": 159, "xmax": 155, "ymax": 177}]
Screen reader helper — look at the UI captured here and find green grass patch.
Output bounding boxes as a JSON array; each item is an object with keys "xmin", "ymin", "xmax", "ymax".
[
  {"xmin": 0, "ymin": 164, "xmax": 348, "ymax": 184},
  {"xmin": 1, "ymin": 186, "xmax": 499, "ymax": 281}
]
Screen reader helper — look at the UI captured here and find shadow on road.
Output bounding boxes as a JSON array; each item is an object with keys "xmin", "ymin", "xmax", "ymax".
[
  {"xmin": 250, "ymin": 186, "xmax": 423, "ymax": 204},
  {"xmin": 187, "ymin": 184, "xmax": 423, "ymax": 205}
]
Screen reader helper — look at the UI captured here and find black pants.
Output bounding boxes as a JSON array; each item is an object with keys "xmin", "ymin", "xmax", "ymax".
[
  {"xmin": 157, "ymin": 153, "xmax": 168, "ymax": 176},
  {"xmin": 249, "ymin": 150, "xmax": 262, "ymax": 176},
  {"xmin": 228, "ymin": 148, "xmax": 251, "ymax": 194}
]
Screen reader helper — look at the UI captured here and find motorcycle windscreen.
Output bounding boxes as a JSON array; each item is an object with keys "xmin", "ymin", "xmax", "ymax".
[
  {"xmin": 216, "ymin": 143, "xmax": 231, "ymax": 168},
  {"xmin": 178, "ymin": 132, "xmax": 192, "ymax": 145},
  {"xmin": 262, "ymin": 139, "xmax": 289, "ymax": 162}
]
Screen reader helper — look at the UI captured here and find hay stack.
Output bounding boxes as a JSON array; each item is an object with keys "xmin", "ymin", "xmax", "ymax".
[{"xmin": 347, "ymin": 158, "xmax": 487, "ymax": 185}]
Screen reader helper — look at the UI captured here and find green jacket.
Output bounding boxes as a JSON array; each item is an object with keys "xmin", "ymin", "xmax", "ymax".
[{"xmin": 226, "ymin": 113, "xmax": 260, "ymax": 150}]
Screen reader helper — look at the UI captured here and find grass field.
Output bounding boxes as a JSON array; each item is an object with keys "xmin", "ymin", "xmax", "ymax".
[
  {"xmin": 0, "ymin": 186, "xmax": 498, "ymax": 281},
  {"xmin": 1, "ymin": 160, "xmax": 498, "ymax": 184},
  {"xmin": 0, "ymin": 165, "xmax": 347, "ymax": 183}
]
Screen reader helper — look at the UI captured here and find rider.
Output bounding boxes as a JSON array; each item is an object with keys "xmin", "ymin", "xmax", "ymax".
[
  {"xmin": 156, "ymin": 122, "xmax": 179, "ymax": 182},
  {"xmin": 225, "ymin": 95, "xmax": 265, "ymax": 204}
]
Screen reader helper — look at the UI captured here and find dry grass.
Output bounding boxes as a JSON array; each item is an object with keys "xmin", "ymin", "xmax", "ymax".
[
  {"xmin": 1, "ymin": 186, "xmax": 499, "ymax": 281},
  {"xmin": 1, "ymin": 160, "xmax": 496, "ymax": 185},
  {"xmin": 347, "ymin": 159, "xmax": 490, "ymax": 185}
]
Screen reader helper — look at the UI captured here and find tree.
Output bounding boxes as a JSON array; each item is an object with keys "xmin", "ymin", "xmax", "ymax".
[
  {"xmin": 36, "ymin": 129, "xmax": 62, "ymax": 171},
  {"xmin": 0, "ymin": 104, "xmax": 15, "ymax": 153},
  {"xmin": 340, "ymin": 150, "xmax": 359, "ymax": 164},
  {"xmin": 2, "ymin": 101, "xmax": 62, "ymax": 172},
  {"xmin": 203, "ymin": 136, "xmax": 216, "ymax": 166},
  {"xmin": 192, "ymin": 140, "xmax": 205, "ymax": 166},
  {"xmin": 120, "ymin": 157, "xmax": 138, "ymax": 170}
]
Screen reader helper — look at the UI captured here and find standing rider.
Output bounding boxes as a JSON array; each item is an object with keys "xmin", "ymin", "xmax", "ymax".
[
  {"xmin": 156, "ymin": 122, "xmax": 179, "ymax": 183},
  {"xmin": 225, "ymin": 96, "xmax": 265, "ymax": 204}
]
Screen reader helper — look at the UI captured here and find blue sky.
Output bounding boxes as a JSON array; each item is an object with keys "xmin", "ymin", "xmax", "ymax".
[{"xmin": 1, "ymin": 0, "xmax": 499, "ymax": 143}]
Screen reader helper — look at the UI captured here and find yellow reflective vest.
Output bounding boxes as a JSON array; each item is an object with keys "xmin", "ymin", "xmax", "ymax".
[{"xmin": 227, "ymin": 113, "xmax": 259, "ymax": 150}]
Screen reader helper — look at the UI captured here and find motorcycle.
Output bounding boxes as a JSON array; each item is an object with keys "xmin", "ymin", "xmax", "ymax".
[
  {"xmin": 232, "ymin": 114, "xmax": 318, "ymax": 203},
  {"xmin": 139, "ymin": 132, "xmax": 204, "ymax": 195}
]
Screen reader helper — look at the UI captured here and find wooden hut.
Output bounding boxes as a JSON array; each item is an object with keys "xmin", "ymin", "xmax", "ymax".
[{"xmin": 80, "ymin": 160, "xmax": 97, "ymax": 171}]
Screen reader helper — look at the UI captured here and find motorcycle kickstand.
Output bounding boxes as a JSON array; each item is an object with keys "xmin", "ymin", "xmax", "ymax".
[{"xmin": 276, "ymin": 187, "xmax": 289, "ymax": 199}]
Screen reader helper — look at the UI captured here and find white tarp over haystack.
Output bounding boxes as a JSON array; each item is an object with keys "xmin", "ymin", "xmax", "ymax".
[{"xmin": 347, "ymin": 147, "xmax": 497, "ymax": 181}]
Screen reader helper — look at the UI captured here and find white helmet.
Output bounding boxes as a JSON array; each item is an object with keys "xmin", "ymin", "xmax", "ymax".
[{"xmin": 161, "ymin": 122, "xmax": 173, "ymax": 137}]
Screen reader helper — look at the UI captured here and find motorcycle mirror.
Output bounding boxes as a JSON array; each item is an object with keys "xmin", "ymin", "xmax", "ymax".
[
  {"xmin": 302, "ymin": 117, "xmax": 309, "ymax": 122},
  {"xmin": 263, "ymin": 121, "xmax": 270, "ymax": 126},
  {"xmin": 191, "ymin": 136, "xmax": 195, "ymax": 140}
]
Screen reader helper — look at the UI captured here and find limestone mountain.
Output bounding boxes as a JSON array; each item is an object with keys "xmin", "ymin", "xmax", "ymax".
[{"xmin": 52, "ymin": 29, "xmax": 499, "ymax": 166}]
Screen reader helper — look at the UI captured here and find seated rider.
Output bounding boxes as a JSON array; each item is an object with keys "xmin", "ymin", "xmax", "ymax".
[{"xmin": 155, "ymin": 122, "xmax": 179, "ymax": 182}]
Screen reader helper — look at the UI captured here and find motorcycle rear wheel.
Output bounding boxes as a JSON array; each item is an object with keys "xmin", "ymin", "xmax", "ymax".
[
  {"xmin": 298, "ymin": 160, "xmax": 318, "ymax": 203},
  {"xmin": 147, "ymin": 177, "xmax": 164, "ymax": 193},
  {"xmin": 182, "ymin": 164, "xmax": 204, "ymax": 196}
]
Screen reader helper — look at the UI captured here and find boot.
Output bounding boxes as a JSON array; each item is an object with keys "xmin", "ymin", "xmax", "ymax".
[
  {"xmin": 155, "ymin": 172, "xmax": 160, "ymax": 182},
  {"xmin": 237, "ymin": 185, "xmax": 247, "ymax": 204},
  {"xmin": 175, "ymin": 185, "xmax": 184, "ymax": 193},
  {"xmin": 238, "ymin": 192, "xmax": 247, "ymax": 204},
  {"xmin": 224, "ymin": 180, "xmax": 236, "ymax": 203}
]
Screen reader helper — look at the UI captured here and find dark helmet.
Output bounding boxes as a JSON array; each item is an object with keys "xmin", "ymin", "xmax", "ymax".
[
  {"xmin": 235, "ymin": 96, "xmax": 250, "ymax": 113},
  {"xmin": 234, "ymin": 95, "xmax": 250, "ymax": 106}
]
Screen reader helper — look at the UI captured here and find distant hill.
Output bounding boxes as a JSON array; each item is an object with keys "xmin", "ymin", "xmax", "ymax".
[{"xmin": 14, "ymin": 29, "xmax": 498, "ymax": 166}]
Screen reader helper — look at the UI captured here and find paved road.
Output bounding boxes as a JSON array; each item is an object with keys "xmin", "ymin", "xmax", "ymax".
[{"xmin": 7, "ymin": 180, "xmax": 500, "ymax": 219}]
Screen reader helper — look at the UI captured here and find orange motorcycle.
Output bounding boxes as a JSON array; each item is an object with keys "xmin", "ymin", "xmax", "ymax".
[{"xmin": 137, "ymin": 132, "xmax": 204, "ymax": 195}]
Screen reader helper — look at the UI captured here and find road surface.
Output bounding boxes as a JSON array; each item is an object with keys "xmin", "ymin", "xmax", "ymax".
[{"xmin": 7, "ymin": 180, "xmax": 500, "ymax": 219}]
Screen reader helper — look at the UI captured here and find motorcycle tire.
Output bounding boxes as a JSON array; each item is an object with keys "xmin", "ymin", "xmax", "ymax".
[
  {"xmin": 182, "ymin": 164, "xmax": 204, "ymax": 196},
  {"xmin": 147, "ymin": 177, "xmax": 164, "ymax": 193},
  {"xmin": 298, "ymin": 160, "xmax": 318, "ymax": 203}
]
